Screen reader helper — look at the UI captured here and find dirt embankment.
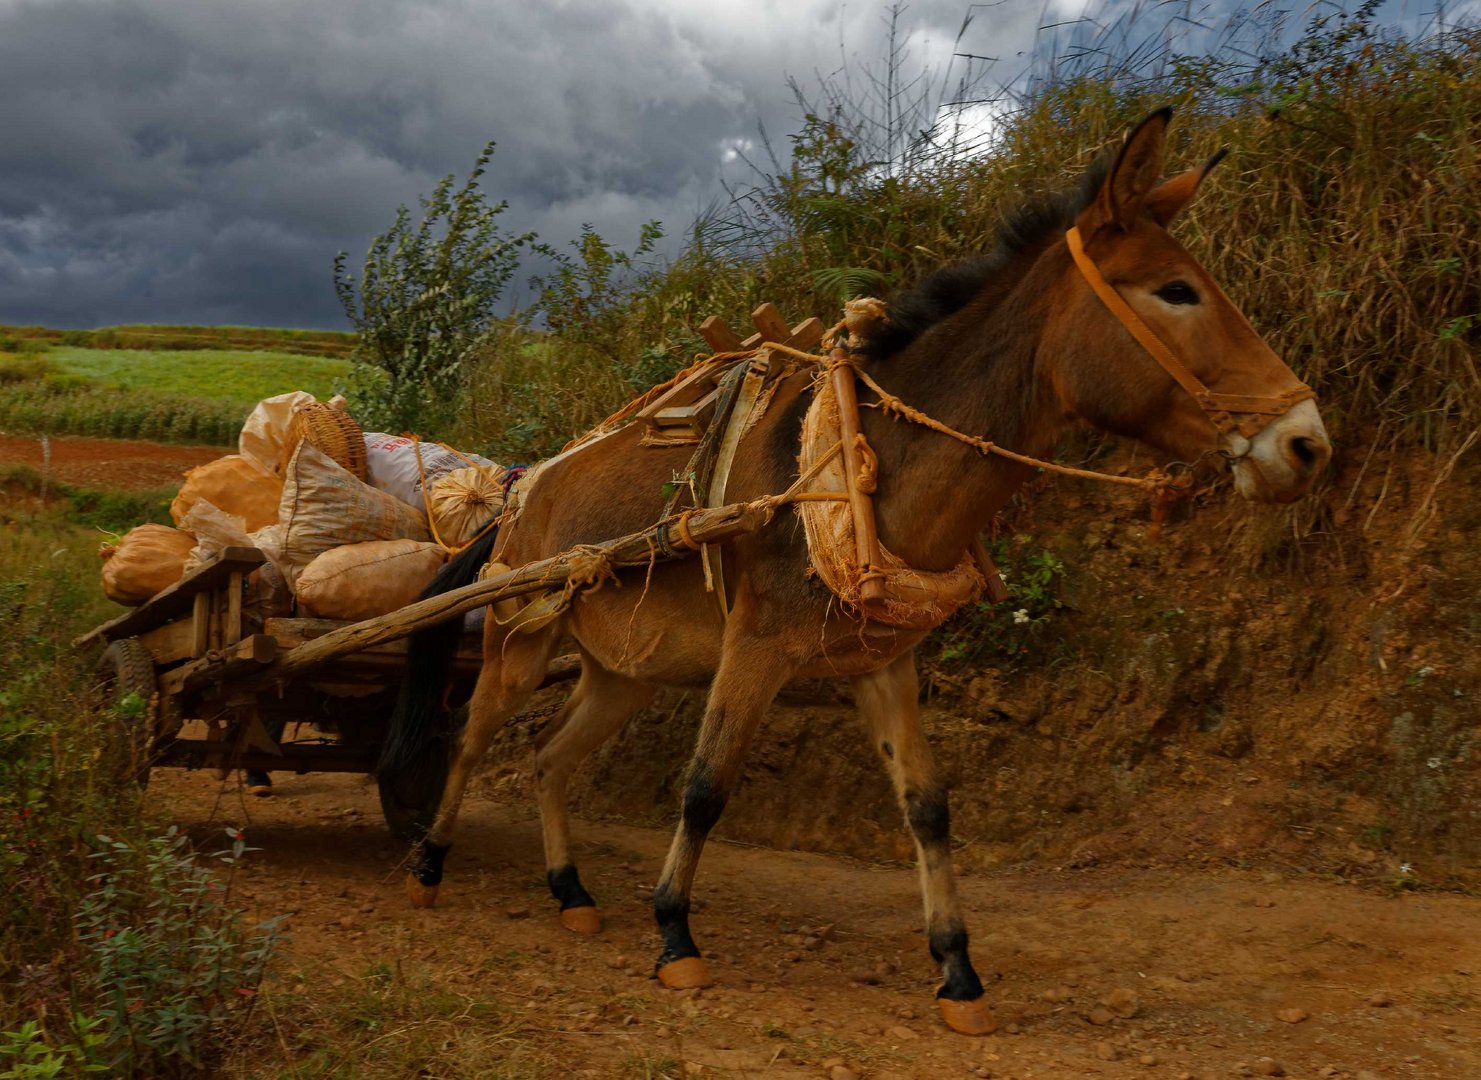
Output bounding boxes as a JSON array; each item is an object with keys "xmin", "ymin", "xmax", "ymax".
[{"xmin": 476, "ymin": 442, "xmax": 1481, "ymax": 889}]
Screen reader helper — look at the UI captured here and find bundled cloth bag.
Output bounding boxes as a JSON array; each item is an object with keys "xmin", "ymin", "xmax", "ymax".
[
  {"xmin": 295, "ymin": 539, "xmax": 446, "ymax": 621},
  {"xmin": 427, "ymin": 464, "xmax": 506, "ymax": 547},
  {"xmin": 363, "ymin": 433, "xmax": 496, "ymax": 511},
  {"xmin": 170, "ymin": 455, "xmax": 282, "ymax": 533},
  {"xmin": 253, "ymin": 443, "xmax": 431, "ymax": 587},
  {"xmin": 177, "ymin": 500, "xmax": 253, "ymax": 575},
  {"xmin": 100, "ymin": 524, "xmax": 197, "ymax": 605},
  {"xmin": 238, "ymin": 391, "xmax": 319, "ymax": 477}
]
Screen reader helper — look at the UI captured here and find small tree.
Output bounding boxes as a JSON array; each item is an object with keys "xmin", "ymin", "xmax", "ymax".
[{"xmin": 334, "ymin": 141, "xmax": 532, "ymax": 433}]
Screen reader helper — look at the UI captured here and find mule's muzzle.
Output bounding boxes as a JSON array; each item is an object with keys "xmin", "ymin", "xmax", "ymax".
[{"xmin": 1232, "ymin": 400, "xmax": 1331, "ymax": 503}]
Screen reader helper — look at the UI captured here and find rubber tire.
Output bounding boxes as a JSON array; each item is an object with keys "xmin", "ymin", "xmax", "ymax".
[
  {"xmin": 378, "ymin": 760, "xmax": 448, "ymax": 842},
  {"xmin": 97, "ymin": 637, "xmax": 158, "ymax": 786}
]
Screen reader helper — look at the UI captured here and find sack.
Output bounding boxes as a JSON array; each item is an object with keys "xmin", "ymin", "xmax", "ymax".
[
  {"xmin": 177, "ymin": 500, "xmax": 253, "ymax": 576},
  {"xmin": 427, "ymin": 465, "xmax": 506, "ymax": 546},
  {"xmin": 239, "ymin": 391, "xmax": 319, "ymax": 477},
  {"xmin": 100, "ymin": 524, "xmax": 197, "ymax": 605},
  {"xmin": 363, "ymin": 433, "xmax": 496, "ymax": 511},
  {"xmin": 261, "ymin": 443, "xmax": 431, "ymax": 587},
  {"xmin": 243, "ymin": 561, "xmax": 295, "ymax": 627},
  {"xmin": 295, "ymin": 540, "xmax": 446, "ymax": 621},
  {"xmin": 171, "ymin": 455, "xmax": 282, "ymax": 533}
]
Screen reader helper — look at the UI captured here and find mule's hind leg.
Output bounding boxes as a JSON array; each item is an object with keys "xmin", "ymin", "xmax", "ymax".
[
  {"xmin": 533, "ymin": 657, "xmax": 656, "ymax": 933},
  {"xmin": 853, "ymin": 649, "xmax": 995, "ymax": 1035},
  {"xmin": 652, "ymin": 635, "xmax": 794, "ymax": 989},
  {"xmin": 406, "ymin": 628, "xmax": 561, "ymax": 908}
]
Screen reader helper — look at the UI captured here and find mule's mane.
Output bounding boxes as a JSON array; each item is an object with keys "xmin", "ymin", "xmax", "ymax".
[{"xmin": 856, "ymin": 153, "xmax": 1111, "ymax": 363}]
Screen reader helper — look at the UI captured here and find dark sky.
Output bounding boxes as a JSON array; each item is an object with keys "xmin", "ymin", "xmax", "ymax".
[{"xmin": 0, "ymin": 0, "xmax": 1438, "ymax": 330}]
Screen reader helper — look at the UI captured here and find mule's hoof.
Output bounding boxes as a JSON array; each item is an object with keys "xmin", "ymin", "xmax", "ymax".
[
  {"xmin": 560, "ymin": 906, "xmax": 602, "ymax": 935},
  {"xmin": 246, "ymin": 784, "xmax": 274, "ymax": 798},
  {"xmin": 656, "ymin": 956, "xmax": 713, "ymax": 990},
  {"xmin": 937, "ymin": 995, "xmax": 997, "ymax": 1035},
  {"xmin": 404, "ymin": 874, "xmax": 440, "ymax": 909}
]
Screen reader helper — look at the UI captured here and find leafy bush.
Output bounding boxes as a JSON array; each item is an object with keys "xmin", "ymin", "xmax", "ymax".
[
  {"xmin": 335, "ymin": 141, "xmax": 532, "ymax": 434},
  {"xmin": 933, "ymin": 536, "xmax": 1069, "ymax": 668},
  {"xmin": 71, "ymin": 829, "xmax": 284, "ymax": 1074}
]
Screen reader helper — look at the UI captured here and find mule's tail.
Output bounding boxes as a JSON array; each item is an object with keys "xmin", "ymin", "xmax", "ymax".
[{"xmin": 377, "ymin": 521, "xmax": 501, "ymax": 781}]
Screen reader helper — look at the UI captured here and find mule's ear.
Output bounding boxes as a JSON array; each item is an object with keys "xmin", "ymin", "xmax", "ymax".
[
  {"xmin": 1077, "ymin": 107, "xmax": 1172, "ymax": 234},
  {"xmin": 1145, "ymin": 147, "xmax": 1228, "ymax": 226}
]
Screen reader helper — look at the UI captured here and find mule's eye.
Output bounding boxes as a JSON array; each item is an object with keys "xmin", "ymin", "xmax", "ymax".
[{"xmin": 1155, "ymin": 281, "xmax": 1200, "ymax": 306}]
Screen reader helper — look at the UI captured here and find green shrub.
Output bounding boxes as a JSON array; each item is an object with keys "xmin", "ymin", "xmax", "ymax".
[
  {"xmin": 336, "ymin": 141, "xmax": 532, "ymax": 434},
  {"xmin": 0, "ymin": 356, "xmax": 50, "ymax": 384},
  {"xmin": 71, "ymin": 829, "xmax": 284, "ymax": 1074}
]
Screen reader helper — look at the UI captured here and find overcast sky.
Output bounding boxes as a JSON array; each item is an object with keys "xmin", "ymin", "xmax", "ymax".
[{"xmin": 0, "ymin": 0, "xmax": 1449, "ymax": 330}]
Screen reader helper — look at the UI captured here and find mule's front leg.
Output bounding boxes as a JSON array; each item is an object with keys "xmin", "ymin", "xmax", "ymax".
[
  {"xmin": 854, "ymin": 650, "xmax": 996, "ymax": 1035},
  {"xmin": 652, "ymin": 639, "xmax": 792, "ymax": 989}
]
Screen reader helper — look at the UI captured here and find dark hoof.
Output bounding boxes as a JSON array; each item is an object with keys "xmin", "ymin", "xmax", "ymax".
[
  {"xmin": 937, "ymin": 995, "xmax": 997, "ymax": 1035},
  {"xmin": 656, "ymin": 956, "xmax": 713, "ymax": 990}
]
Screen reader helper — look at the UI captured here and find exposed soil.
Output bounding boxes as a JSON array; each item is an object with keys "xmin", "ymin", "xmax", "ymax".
[
  {"xmin": 156, "ymin": 766, "xmax": 1481, "ymax": 1080},
  {"xmin": 0, "ymin": 434, "xmax": 222, "ymax": 490},
  {"xmin": 52, "ymin": 433, "xmax": 1481, "ymax": 1076}
]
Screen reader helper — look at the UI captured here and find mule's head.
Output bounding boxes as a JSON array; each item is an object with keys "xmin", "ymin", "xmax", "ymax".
[{"xmin": 1042, "ymin": 108, "xmax": 1330, "ymax": 503}]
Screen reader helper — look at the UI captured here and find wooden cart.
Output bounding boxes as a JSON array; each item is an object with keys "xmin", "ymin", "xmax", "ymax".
[
  {"xmin": 76, "ymin": 494, "xmax": 768, "ymax": 840},
  {"xmin": 77, "ymin": 546, "xmax": 534, "ymax": 839}
]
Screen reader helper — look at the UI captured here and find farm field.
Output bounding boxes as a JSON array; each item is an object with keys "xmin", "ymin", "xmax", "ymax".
[{"xmin": 45, "ymin": 346, "xmax": 350, "ymax": 405}]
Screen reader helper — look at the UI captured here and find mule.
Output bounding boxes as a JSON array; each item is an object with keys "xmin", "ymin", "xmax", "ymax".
[{"xmin": 381, "ymin": 107, "xmax": 1331, "ymax": 1034}]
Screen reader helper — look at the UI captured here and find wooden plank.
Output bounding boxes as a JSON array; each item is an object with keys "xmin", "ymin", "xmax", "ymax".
[
  {"xmin": 786, "ymin": 317, "xmax": 825, "ymax": 352},
  {"xmin": 264, "ymin": 617, "xmax": 486, "ymax": 660},
  {"xmin": 160, "ymin": 634, "xmax": 278, "ymax": 697},
  {"xmin": 697, "ymin": 315, "xmax": 742, "ymax": 353},
  {"xmin": 138, "ymin": 620, "xmax": 198, "ymax": 667},
  {"xmin": 237, "ymin": 499, "xmax": 776, "ymax": 690},
  {"xmin": 634, "ymin": 358, "xmax": 724, "ymax": 421},
  {"xmin": 75, "ymin": 547, "xmax": 266, "ymax": 648},
  {"xmin": 751, "ymin": 303, "xmax": 793, "ymax": 344},
  {"xmin": 191, "ymin": 593, "xmax": 212, "ymax": 658},
  {"xmin": 225, "ymin": 571, "xmax": 243, "ymax": 647},
  {"xmin": 653, "ymin": 387, "xmax": 719, "ymax": 429}
]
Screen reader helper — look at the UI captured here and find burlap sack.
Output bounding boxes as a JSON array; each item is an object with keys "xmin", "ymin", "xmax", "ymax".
[
  {"xmin": 260, "ymin": 443, "xmax": 431, "ymax": 587},
  {"xmin": 796, "ymin": 375, "xmax": 983, "ymax": 630},
  {"xmin": 239, "ymin": 391, "xmax": 319, "ymax": 477},
  {"xmin": 427, "ymin": 464, "xmax": 506, "ymax": 546},
  {"xmin": 243, "ymin": 561, "xmax": 295, "ymax": 627},
  {"xmin": 100, "ymin": 524, "xmax": 196, "ymax": 605},
  {"xmin": 170, "ymin": 455, "xmax": 282, "ymax": 533},
  {"xmin": 295, "ymin": 539, "xmax": 446, "ymax": 621}
]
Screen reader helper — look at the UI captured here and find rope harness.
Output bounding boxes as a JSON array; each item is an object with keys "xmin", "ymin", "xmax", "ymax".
[{"xmin": 493, "ymin": 264, "xmax": 1319, "ymax": 631}]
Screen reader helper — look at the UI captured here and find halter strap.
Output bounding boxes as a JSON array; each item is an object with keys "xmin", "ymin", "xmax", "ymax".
[{"xmin": 1065, "ymin": 226, "xmax": 1315, "ymax": 440}]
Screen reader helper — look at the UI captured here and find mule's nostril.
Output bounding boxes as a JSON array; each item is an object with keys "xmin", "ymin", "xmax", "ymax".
[{"xmin": 1287, "ymin": 435, "xmax": 1326, "ymax": 475}]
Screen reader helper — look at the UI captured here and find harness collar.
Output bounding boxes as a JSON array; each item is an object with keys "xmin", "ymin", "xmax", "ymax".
[{"xmin": 1065, "ymin": 226, "xmax": 1315, "ymax": 442}]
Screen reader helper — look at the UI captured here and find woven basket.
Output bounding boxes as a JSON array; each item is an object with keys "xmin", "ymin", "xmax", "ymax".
[{"xmin": 282, "ymin": 403, "xmax": 366, "ymax": 479}]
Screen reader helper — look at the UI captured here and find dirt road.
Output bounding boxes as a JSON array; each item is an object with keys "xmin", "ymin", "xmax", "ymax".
[{"xmin": 154, "ymin": 769, "xmax": 1481, "ymax": 1079}]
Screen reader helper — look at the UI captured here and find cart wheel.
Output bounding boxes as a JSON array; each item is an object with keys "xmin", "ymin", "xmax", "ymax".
[{"xmin": 97, "ymin": 637, "xmax": 158, "ymax": 786}]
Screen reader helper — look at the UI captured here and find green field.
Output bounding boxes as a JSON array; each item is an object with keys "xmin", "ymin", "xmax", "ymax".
[{"xmin": 46, "ymin": 346, "xmax": 350, "ymax": 405}]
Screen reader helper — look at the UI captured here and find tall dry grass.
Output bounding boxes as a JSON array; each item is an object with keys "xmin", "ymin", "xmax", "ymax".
[{"xmin": 454, "ymin": 5, "xmax": 1478, "ymax": 471}]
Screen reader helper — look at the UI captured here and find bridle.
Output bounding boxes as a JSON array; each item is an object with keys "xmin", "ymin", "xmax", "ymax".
[{"xmin": 1065, "ymin": 226, "xmax": 1315, "ymax": 444}]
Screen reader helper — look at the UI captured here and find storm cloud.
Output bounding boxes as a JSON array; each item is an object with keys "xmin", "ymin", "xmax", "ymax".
[{"xmin": 0, "ymin": 0, "xmax": 1434, "ymax": 329}]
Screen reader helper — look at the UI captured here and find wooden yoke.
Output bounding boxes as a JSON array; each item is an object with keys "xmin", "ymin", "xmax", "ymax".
[{"xmin": 829, "ymin": 348, "xmax": 890, "ymax": 613}]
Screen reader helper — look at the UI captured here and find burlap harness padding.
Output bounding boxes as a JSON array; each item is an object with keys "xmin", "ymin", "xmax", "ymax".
[{"xmin": 797, "ymin": 373, "xmax": 984, "ymax": 630}]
